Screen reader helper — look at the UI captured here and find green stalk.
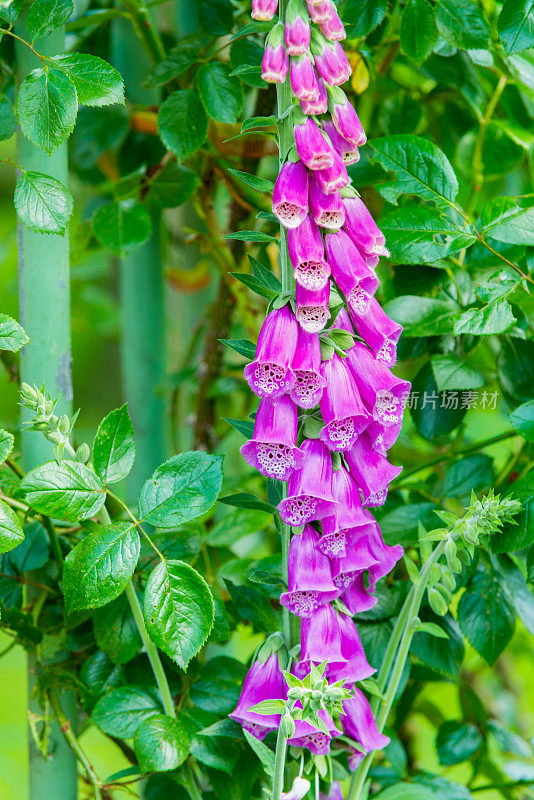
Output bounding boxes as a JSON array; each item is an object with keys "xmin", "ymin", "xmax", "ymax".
[
  {"xmin": 111, "ymin": 19, "xmax": 167, "ymax": 502},
  {"xmin": 15, "ymin": 21, "xmax": 78, "ymax": 800},
  {"xmin": 348, "ymin": 541, "xmax": 447, "ymax": 800},
  {"xmin": 271, "ymin": 726, "xmax": 289, "ymax": 800}
]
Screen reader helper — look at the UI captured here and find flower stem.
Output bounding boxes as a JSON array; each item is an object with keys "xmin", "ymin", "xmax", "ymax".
[
  {"xmin": 272, "ymin": 725, "xmax": 289, "ymax": 800},
  {"xmin": 49, "ymin": 690, "xmax": 102, "ymax": 800}
]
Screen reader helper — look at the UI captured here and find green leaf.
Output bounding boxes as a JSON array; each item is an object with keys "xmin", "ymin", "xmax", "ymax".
[
  {"xmin": 492, "ymin": 470, "xmax": 534, "ymax": 553},
  {"xmin": 219, "ymin": 493, "xmax": 276, "ymax": 514},
  {"xmin": 371, "ymin": 134, "xmax": 459, "ymax": 206},
  {"xmin": 416, "ymin": 622, "xmax": 449, "ymax": 639},
  {"xmin": 341, "ymin": 0, "xmax": 388, "ymax": 37},
  {"xmin": 146, "ymin": 162, "xmax": 200, "ymax": 209},
  {"xmin": 62, "ymin": 523, "xmax": 140, "ymax": 612},
  {"xmin": 228, "ymin": 169, "xmax": 274, "ymax": 193},
  {"xmin": 14, "ymin": 170, "xmax": 73, "ymax": 234},
  {"xmin": 51, "ymin": 53, "xmax": 124, "ymax": 107},
  {"xmin": 431, "ymin": 355, "xmax": 485, "ymax": 391},
  {"xmin": 410, "ymin": 364, "xmax": 467, "ymax": 441},
  {"xmin": 383, "ymin": 295, "xmax": 457, "ymax": 337},
  {"xmin": 457, "ymin": 569, "xmax": 515, "ymax": 664},
  {"xmin": 498, "ymin": 339, "xmax": 534, "ymax": 402},
  {"xmin": 27, "ymin": 0, "xmax": 73, "ymax": 41},
  {"xmin": 0, "ymin": 95, "xmax": 16, "ymax": 141},
  {"xmin": 401, "ymin": 0, "xmax": 438, "ymax": 65},
  {"xmin": 143, "ymin": 559, "xmax": 214, "ymax": 668},
  {"xmin": 436, "ymin": 721, "xmax": 483, "ymax": 765},
  {"xmin": 509, "ymin": 400, "xmax": 534, "ymax": 441},
  {"xmin": 0, "ymin": 314, "xmax": 29, "ymax": 352},
  {"xmin": 190, "ymin": 656, "xmax": 246, "ymax": 715},
  {"xmin": 230, "ymin": 272, "xmax": 278, "ymax": 300},
  {"xmin": 453, "ymin": 300, "xmax": 516, "ymax": 335},
  {"xmin": 92, "ymin": 686, "xmax": 161, "ymax": 738},
  {"xmin": 139, "ymin": 451, "xmax": 222, "ymax": 528},
  {"xmin": 134, "ymin": 714, "xmax": 190, "ymax": 773},
  {"xmin": 220, "ymin": 338, "xmax": 256, "ymax": 360},
  {"xmin": 0, "ymin": 430, "xmax": 14, "ymax": 466},
  {"xmin": 381, "ymin": 207, "xmax": 475, "ymax": 264},
  {"xmin": 16, "ymin": 68, "xmax": 77, "ymax": 155},
  {"xmin": 480, "ymin": 196, "xmax": 534, "ymax": 245},
  {"xmin": 191, "ymin": 722, "xmax": 242, "ymax": 774},
  {"xmin": 93, "ymin": 404, "xmax": 135, "ymax": 485},
  {"xmin": 0, "ymin": 500, "xmax": 24, "ymax": 554},
  {"xmin": 444, "ymin": 455, "xmax": 493, "ymax": 498},
  {"xmin": 375, "ymin": 784, "xmax": 437, "ymax": 800},
  {"xmin": 499, "ymin": 0, "xmax": 534, "ymax": 55},
  {"xmin": 93, "ymin": 200, "xmax": 152, "ymax": 256},
  {"xmin": 199, "ymin": 0, "xmax": 233, "ymax": 36},
  {"xmin": 197, "ymin": 62, "xmax": 243, "ymax": 125},
  {"xmin": 435, "ymin": 0, "xmax": 490, "ymax": 49},
  {"xmin": 19, "ymin": 460, "xmax": 106, "ymax": 521},
  {"xmin": 222, "ymin": 230, "xmax": 277, "ymax": 243},
  {"xmin": 158, "ymin": 90, "xmax": 208, "ymax": 161},
  {"xmin": 410, "ymin": 612, "xmax": 464, "ymax": 677},
  {"xmin": 242, "ymin": 115, "xmax": 278, "ymax": 132},
  {"xmin": 9, "ymin": 521, "xmax": 49, "ymax": 571},
  {"xmin": 496, "ymin": 554, "xmax": 534, "ymax": 637},
  {"xmin": 93, "ymin": 593, "xmax": 142, "ymax": 664}
]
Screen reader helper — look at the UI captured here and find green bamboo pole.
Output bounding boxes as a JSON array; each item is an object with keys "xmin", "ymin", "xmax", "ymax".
[
  {"xmin": 111, "ymin": 19, "xmax": 167, "ymax": 500},
  {"xmin": 16, "ymin": 22, "xmax": 78, "ymax": 800}
]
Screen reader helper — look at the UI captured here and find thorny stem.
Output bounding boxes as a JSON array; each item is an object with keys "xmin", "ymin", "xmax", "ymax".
[{"xmin": 49, "ymin": 690, "xmax": 102, "ymax": 800}]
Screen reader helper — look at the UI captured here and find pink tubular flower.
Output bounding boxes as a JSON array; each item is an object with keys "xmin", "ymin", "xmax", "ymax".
[
  {"xmin": 365, "ymin": 523, "xmax": 403, "ymax": 592},
  {"xmin": 348, "ymin": 297, "xmax": 402, "ymax": 367},
  {"xmin": 294, "ymin": 117, "xmax": 335, "ymax": 170},
  {"xmin": 229, "ymin": 652, "xmax": 286, "ymax": 739},
  {"xmin": 314, "ymin": 149, "xmax": 350, "ymax": 194},
  {"xmin": 323, "ymin": 120, "xmax": 360, "ymax": 165},
  {"xmin": 272, "ymin": 160, "xmax": 309, "ymax": 228},
  {"xmin": 312, "ymin": 33, "xmax": 351, "ymax": 86},
  {"xmin": 329, "ymin": 89, "xmax": 367, "ymax": 146},
  {"xmin": 346, "ymin": 341, "xmax": 411, "ymax": 427},
  {"xmin": 261, "ymin": 23, "xmax": 289, "ymax": 83},
  {"xmin": 287, "ymin": 215, "xmax": 330, "ymax": 291},
  {"xmin": 300, "ymin": 77, "xmax": 328, "ymax": 114},
  {"xmin": 290, "ymin": 54, "xmax": 320, "ymax": 101},
  {"xmin": 290, "ymin": 327, "xmax": 328, "ymax": 408},
  {"xmin": 278, "ymin": 438, "xmax": 337, "ymax": 524},
  {"xmin": 325, "ymin": 230, "xmax": 379, "ymax": 315},
  {"xmin": 344, "ymin": 435, "xmax": 402, "ymax": 506},
  {"xmin": 331, "ymin": 611, "xmax": 375, "ymax": 682},
  {"xmin": 330, "ymin": 533, "xmax": 378, "ymax": 590},
  {"xmin": 343, "ymin": 196, "xmax": 390, "ymax": 258},
  {"xmin": 287, "ymin": 712, "xmax": 340, "ymax": 755},
  {"xmin": 285, "ymin": 0, "xmax": 310, "ymax": 55},
  {"xmin": 319, "ymin": 467, "xmax": 377, "ymax": 558},
  {"xmin": 296, "ymin": 282, "xmax": 331, "ymax": 333},
  {"xmin": 366, "ymin": 419, "xmax": 402, "ymax": 457},
  {"xmin": 306, "ymin": 0, "xmax": 335, "ymax": 24},
  {"xmin": 280, "ymin": 524, "xmax": 341, "ymax": 617},
  {"xmin": 319, "ymin": 355, "xmax": 370, "ymax": 451},
  {"xmin": 310, "ymin": 174, "xmax": 346, "ymax": 229},
  {"xmin": 319, "ymin": 9, "xmax": 346, "ymax": 41},
  {"xmin": 341, "ymin": 573, "xmax": 378, "ymax": 615},
  {"xmin": 240, "ymin": 395, "xmax": 303, "ymax": 481},
  {"xmin": 341, "ymin": 689, "xmax": 390, "ymax": 768},
  {"xmin": 244, "ymin": 305, "xmax": 298, "ymax": 398},
  {"xmin": 252, "ymin": 0, "xmax": 278, "ymax": 20}
]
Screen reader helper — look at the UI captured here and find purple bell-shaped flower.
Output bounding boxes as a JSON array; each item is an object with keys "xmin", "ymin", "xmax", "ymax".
[
  {"xmin": 301, "ymin": 77, "xmax": 328, "ymax": 115},
  {"xmin": 240, "ymin": 395, "xmax": 304, "ymax": 481},
  {"xmin": 330, "ymin": 533, "xmax": 379, "ymax": 590},
  {"xmin": 306, "ymin": 0, "xmax": 335, "ymax": 24},
  {"xmin": 279, "ymin": 524, "xmax": 341, "ymax": 617},
  {"xmin": 273, "ymin": 160, "xmax": 309, "ymax": 228},
  {"xmin": 252, "ymin": 0, "xmax": 279, "ymax": 20},
  {"xmin": 296, "ymin": 282, "xmax": 331, "ymax": 333},
  {"xmin": 278, "ymin": 438, "xmax": 337, "ymax": 524},
  {"xmin": 343, "ymin": 196, "xmax": 389, "ymax": 259},
  {"xmin": 244, "ymin": 305, "xmax": 299, "ymax": 398},
  {"xmin": 346, "ymin": 342, "xmax": 411, "ymax": 428},
  {"xmin": 345, "ymin": 434, "xmax": 402, "ymax": 506},
  {"xmin": 261, "ymin": 23, "xmax": 289, "ymax": 83},
  {"xmin": 319, "ymin": 354, "xmax": 370, "ymax": 451},
  {"xmin": 348, "ymin": 297, "xmax": 402, "ymax": 367},
  {"xmin": 312, "ymin": 34, "xmax": 351, "ymax": 86},
  {"xmin": 313, "ymin": 149, "xmax": 350, "ymax": 194},
  {"xmin": 319, "ymin": 9, "xmax": 346, "ymax": 41},
  {"xmin": 309, "ymin": 174, "xmax": 346, "ymax": 229},
  {"xmin": 341, "ymin": 689, "xmax": 390, "ymax": 769},
  {"xmin": 290, "ymin": 54, "xmax": 320, "ymax": 101},
  {"xmin": 328, "ymin": 88, "xmax": 367, "ymax": 146},
  {"xmin": 284, "ymin": 0, "xmax": 311, "ymax": 55},
  {"xmin": 325, "ymin": 230, "xmax": 379, "ymax": 315},
  {"xmin": 323, "ymin": 120, "xmax": 360, "ymax": 165},
  {"xmin": 229, "ymin": 652, "xmax": 286, "ymax": 740},
  {"xmin": 365, "ymin": 419, "xmax": 403, "ymax": 457},
  {"xmin": 341, "ymin": 573, "xmax": 378, "ymax": 615},
  {"xmin": 319, "ymin": 467, "xmax": 377, "ymax": 557},
  {"xmin": 290, "ymin": 327, "xmax": 328, "ymax": 409},
  {"xmin": 288, "ymin": 215, "xmax": 330, "ymax": 291},
  {"xmin": 294, "ymin": 117, "xmax": 335, "ymax": 171}
]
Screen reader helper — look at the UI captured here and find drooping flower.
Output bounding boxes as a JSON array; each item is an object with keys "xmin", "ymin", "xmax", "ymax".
[
  {"xmin": 296, "ymin": 282, "xmax": 331, "ymax": 333},
  {"xmin": 331, "ymin": 610, "xmax": 375, "ymax": 682},
  {"xmin": 365, "ymin": 524, "xmax": 403, "ymax": 592},
  {"xmin": 284, "ymin": 0, "xmax": 311, "ymax": 55},
  {"xmin": 346, "ymin": 342, "xmax": 411, "ymax": 427},
  {"xmin": 319, "ymin": 9, "xmax": 346, "ymax": 41},
  {"xmin": 294, "ymin": 117, "xmax": 335, "ymax": 171},
  {"xmin": 341, "ymin": 689, "xmax": 390, "ymax": 768},
  {"xmin": 322, "ymin": 120, "xmax": 360, "ymax": 164},
  {"xmin": 348, "ymin": 297, "xmax": 402, "ymax": 367},
  {"xmin": 312, "ymin": 34, "xmax": 351, "ymax": 86},
  {"xmin": 309, "ymin": 174, "xmax": 346, "ymax": 228},
  {"xmin": 273, "ymin": 160, "xmax": 309, "ymax": 228},
  {"xmin": 341, "ymin": 573, "xmax": 378, "ymax": 615},
  {"xmin": 325, "ymin": 229, "xmax": 379, "ymax": 315},
  {"xmin": 330, "ymin": 534, "xmax": 378, "ymax": 590},
  {"xmin": 300, "ymin": 77, "xmax": 328, "ymax": 114},
  {"xmin": 278, "ymin": 438, "xmax": 337, "ymax": 524},
  {"xmin": 229, "ymin": 652, "xmax": 286, "ymax": 740},
  {"xmin": 313, "ymin": 149, "xmax": 350, "ymax": 194},
  {"xmin": 252, "ymin": 0, "xmax": 279, "ymax": 20},
  {"xmin": 319, "ymin": 354, "xmax": 370, "ymax": 451},
  {"xmin": 343, "ymin": 195, "xmax": 390, "ymax": 259},
  {"xmin": 318, "ymin": 467, "xmax": 377, "ymax": 557},
  {"xmin": 287, "ymin": 712, "xmax": 341, "ymax": 755},
  {"xmin": 280, "ymin": 524, "xmax": 341, "ymax": 617},
  {"xmin": 240, "ymin": 395, "xmax": 303, "ymax": 481},
  {"xmin": 290, "ymin": 53, "xmax": 320, "ymax": 101},
  {"xmin": 290, "ymin": 327, "xmax": 328, "ymax": 408},
  {"xmin": 261, "ymin": 22, "xmax": 289, "ymax": 83},
  {"xmin": 329, "ymin": 88, "xmax": 367, "ymax": 146},
  {"xmin": 244, "ymin": 305, "xmax": 299, "ymax": 398},
  {"xmin": 366, "ymin": 419, "xmax": 402, "ymax": 457},
  {"xmin": 306, "ymin": 0, "xmax": 335, "ymax": 24},
  {"xmin": 344, "ymin": 435, "xmax": 402, "ymax": 506},
  {"xmin": 287, "ymin": 214, "xmax": 330, "ymax": 290}
]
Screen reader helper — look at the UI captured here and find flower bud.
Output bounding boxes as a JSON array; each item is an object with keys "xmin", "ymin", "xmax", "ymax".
[
  {"xmin": 59, "ymin": 415, "xmax": 70, "ymax": 435},
  {"xmin": 262, "ymin": 23, "xmax": 289, "ymax": 84},
  {"xmin": 76, "ymin": 443, "xmax": 91, "ymax": 463},
  {"xmin": 251, "ymin": 0, "xmax": 278, "ymax": 20},
  {"xmin": 281, "ymin": 712, "xmax": 296, "ymax": 738}
]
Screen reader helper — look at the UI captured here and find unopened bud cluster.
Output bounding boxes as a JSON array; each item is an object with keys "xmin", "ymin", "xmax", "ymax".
[{"xmin": 20, "ymin": 383, "xmax": 88, "ymax": 463}]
